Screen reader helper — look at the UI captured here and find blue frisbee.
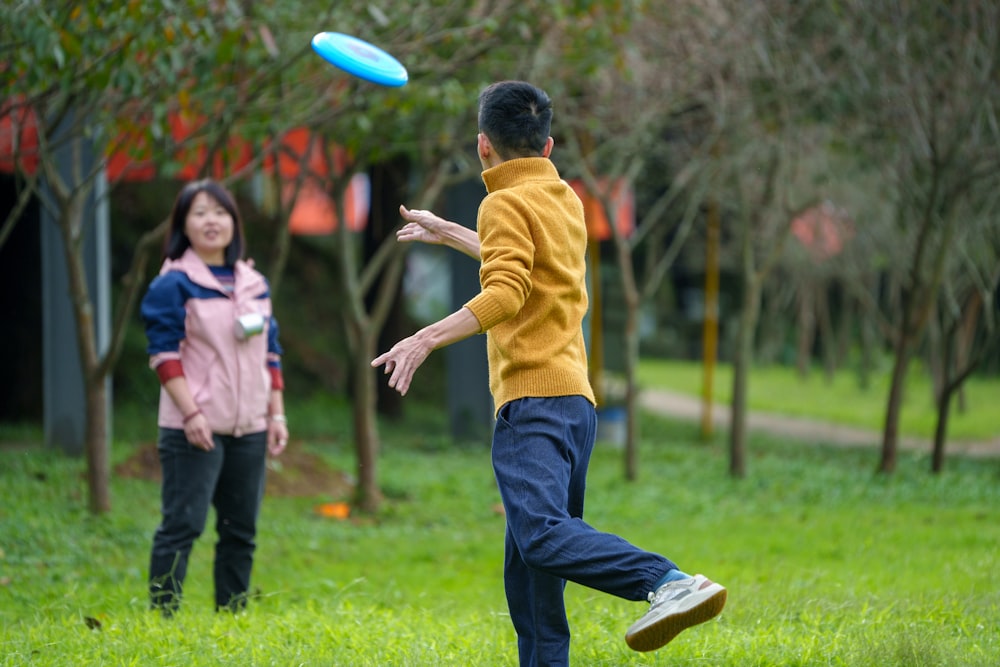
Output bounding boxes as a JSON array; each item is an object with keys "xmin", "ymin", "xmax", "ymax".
[{"xmin": 311, "ymin": 32, "xmax": 408, "ymax": 88}]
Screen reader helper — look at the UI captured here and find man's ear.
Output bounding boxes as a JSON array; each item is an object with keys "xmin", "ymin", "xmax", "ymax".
[
  {"xmin": 542, "ymin": 136, "xmax": 554, "ymax": 158},
  {"xmin": 478, "ymin": 133, "xmax": 491, "ymax": 161}
]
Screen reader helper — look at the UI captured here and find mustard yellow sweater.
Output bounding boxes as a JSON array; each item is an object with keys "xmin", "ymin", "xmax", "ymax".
[{"xmin": 463, "ymin": 157, "xmax": 596, "ymax": 415}]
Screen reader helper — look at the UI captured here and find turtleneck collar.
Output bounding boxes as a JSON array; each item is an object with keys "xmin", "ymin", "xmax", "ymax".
[{"xmin": 481, "ymin": 157, "xmax": 560, "ymax": 194}]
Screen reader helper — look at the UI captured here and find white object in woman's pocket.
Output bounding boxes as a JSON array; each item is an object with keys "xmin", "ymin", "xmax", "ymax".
[{"xmin": 235, "ymin": 313, "xmax": 265, "ymax": 340}]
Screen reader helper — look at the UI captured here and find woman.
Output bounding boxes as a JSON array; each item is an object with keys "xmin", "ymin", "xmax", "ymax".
[{"xmin": 141, "ymin": 179, "xmax": 288, "ymax": 613}]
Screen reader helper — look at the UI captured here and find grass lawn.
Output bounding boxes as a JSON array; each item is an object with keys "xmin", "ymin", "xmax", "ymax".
[
  {"xmin": 636, "ymin": 358, "xmax": 1000, "ymax": 442},
  {"xmin": 1, "ymin": 397, "xmax": 998, "ymax": 666}
]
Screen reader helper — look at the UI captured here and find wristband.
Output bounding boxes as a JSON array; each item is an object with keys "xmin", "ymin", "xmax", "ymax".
[
  {"xmin": 183, "ymin": 409, "xmax": 202, "ymax": 424},
  {"xmin": 270, "ymin": 414, "xmax": 287, "ymax": 423}
]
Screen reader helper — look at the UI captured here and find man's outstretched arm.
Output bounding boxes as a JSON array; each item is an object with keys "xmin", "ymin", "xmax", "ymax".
[
  {"xmin": 371, "ymin": 306, "xmax": 481, "ymax": 396},
  {"xmin": 397, "ymin": 204, "xmax": 481, "ymax": 260}
]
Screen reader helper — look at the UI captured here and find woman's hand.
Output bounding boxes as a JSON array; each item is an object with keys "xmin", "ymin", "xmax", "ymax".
[
  {"xmin": 183, "ymin": 412, "xmax": 215, "ymax": 451},
  {"xmin": 267, "ymin": 417, "xmax": 289, "ymax": 456}
]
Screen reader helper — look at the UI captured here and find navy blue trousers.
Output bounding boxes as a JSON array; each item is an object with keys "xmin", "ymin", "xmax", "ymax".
[
  {"xmin": 149, "ymin": 428, "xmax": 267, "ymax": 611},
  {"xmin": 491, "ymin": 396, "xmax": 675, "ymax": 667}
]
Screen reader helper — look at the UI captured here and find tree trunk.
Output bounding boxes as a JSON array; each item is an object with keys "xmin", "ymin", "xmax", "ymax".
[
  {"xmin": 727, "ymin": 147, "xmax": 780, "ymax": 480},
  {"xmin": 329, "ymin": 166, "xmax": 404, "ymax": 516},
  {"xmin": 351, "ymin": 330, "xmax": 383, "ymax": 513},
  {"xmin": 85, "ymin": 377, "xmax": 111, "ymax": 512},
  {"xmin": 796, "ymin": 279, "xmax": 815, "ymax": 379},
  {"xmin": 881, "ymin": 197, "xmax": 959, "ymax": 474},
  {"xmin": 729, "ymin": 275, "xmax": 760, "ymax": 479},
  {"xmin": 623, "ymin": 319, "xmax": 640, "ymax": 482},
  {"xmin": 930, "ymin": 329, "xmax": 956, "ymax": 475},
  {"xmin": 931, "ymin": 290, "xmax": 995, "ymax": 473},
  {"xmin": 931, "ymin": 384, "xmax": 952, "ymax": 474},
  {"xmin": 926, "ymin": 308, "xmax": 945, "ymax": 405},
  {"xmin": 615, "ymin": 235, "xmax": 641, "ymax": 482},
  {"xmin": 61, "ymin": 197, "xmax": 112, "ymax": 513},
  {"xmin": 701, "ymin": 199, "xmax": 720, "ymax": 438},
  {"xmin": 954, "ymin": 292, "xmax": 982, "ymax": 415},
  {"xmin": 816, "ymin": 283, "xmax": 837, "ymax": 383},
  {"xmin": 878, "ymin": 333, "xmax": 910, "ymax": 474}
]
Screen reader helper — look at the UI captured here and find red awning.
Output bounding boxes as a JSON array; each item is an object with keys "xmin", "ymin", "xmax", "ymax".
[
  {"xmin": 104, "ymin": 112, "xmax": 255, "ymax": 182},
  {"xmin": 569, "ymin": 178, "xmax": 635, "ymax": 241},
  {"xmin": 0, "ymin": 98, "xmax": 39, "ymax": 175},
  {"xmin": 263, "ymin": 127, "xmax": 368, "ymax": 234}
]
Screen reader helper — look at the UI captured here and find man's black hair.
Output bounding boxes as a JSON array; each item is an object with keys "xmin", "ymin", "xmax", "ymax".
[{"xmin": 478, "ymin": 81, "xmax": 553, "ymax": 160}]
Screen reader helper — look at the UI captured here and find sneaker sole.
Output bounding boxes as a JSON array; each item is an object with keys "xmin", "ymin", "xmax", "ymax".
[{"xmin": 625, "ymin": 586, "xmax": 727, "ymax": 652}]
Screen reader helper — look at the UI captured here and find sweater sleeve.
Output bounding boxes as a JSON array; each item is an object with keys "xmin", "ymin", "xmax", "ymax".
[{"xmin": 463, "ymin": 192, "xmax": 534, "ymax": 332}]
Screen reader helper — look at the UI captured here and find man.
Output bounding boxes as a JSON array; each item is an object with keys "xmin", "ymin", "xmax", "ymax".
[{"xmin": 372, "ymin": 80, "xmax": 726, "ymax": 667}]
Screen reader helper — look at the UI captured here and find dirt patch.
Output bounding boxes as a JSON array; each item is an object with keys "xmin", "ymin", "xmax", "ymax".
[{"xmin": 115, "ymin": 443, "xmax": 354, "ymax": 499}]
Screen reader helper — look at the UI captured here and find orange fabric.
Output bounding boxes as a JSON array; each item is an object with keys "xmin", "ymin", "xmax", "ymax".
[
  {"xmin": 568, "ymin": 178, "xmax": 634, "ymax": 241},
  {"xmin": 791, "ymin": 202, "xmax": 854, "ymax": 260},
  {"xmin": 171, "ymin": 113, "xmax": 253, "ymax": 181},
  {"xmin": 0, "ymin": 98, "xmax": 39, "ymax": 175}
]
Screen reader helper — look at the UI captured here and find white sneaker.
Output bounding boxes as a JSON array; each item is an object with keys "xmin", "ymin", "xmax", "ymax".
[{"xmin": 625, "ymin": 574, "xmax": 727, "ymax": 652}]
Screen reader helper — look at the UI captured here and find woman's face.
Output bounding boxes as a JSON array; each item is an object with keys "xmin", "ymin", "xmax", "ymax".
[{"xmin": 184, "ymin": 191, "xmax": 234, "ymax": 265}]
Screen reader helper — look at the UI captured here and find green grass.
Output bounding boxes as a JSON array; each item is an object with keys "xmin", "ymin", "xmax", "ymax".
[
  {"xmin": 637, "ymin": 358, "xmax": 1000, "ymax": 442},
  {"xmin": 2, "ymin": 397, "xmax": 999, "ymax": 666}
]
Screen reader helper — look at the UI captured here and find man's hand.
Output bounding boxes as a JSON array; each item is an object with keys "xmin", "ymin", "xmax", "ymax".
[
  {"xmin": 397, "ymin": 205, "xmax": 451, "ymax": 245},
  {"xmin": 371, "ymin": 331, "xmax": 433, "ymax": 397},
  {"xmin": 398, "ymin": 204, "xmax": 481, "ymax": 259},
  {"xmin": 372, "ymin": 308, "xmax": 482, "ymax": 397}
]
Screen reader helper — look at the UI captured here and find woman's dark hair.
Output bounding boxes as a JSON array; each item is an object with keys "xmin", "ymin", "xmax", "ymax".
[
  {"xmin": 163, "ymin": 179, "xmax": 245, "ymax": 265},
  {"xmin": 478, "ymin": 81, "xmax": 553, "ymax": 160}
]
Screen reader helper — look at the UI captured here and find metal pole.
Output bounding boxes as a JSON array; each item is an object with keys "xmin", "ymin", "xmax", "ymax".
[{"xmin": 40, "ymin": 111, "xmax": 111, "ymax": 454}]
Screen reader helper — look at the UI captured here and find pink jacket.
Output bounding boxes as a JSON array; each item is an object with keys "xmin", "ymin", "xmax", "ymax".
[{"xmin": 141, "ymin": 248, "xmax": 280, "ymax": 436}]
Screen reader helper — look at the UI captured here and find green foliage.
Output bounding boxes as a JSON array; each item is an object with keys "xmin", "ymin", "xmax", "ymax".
[
  {"xmin": 1, "ymin": 402, "xmax": 998, "ymax": 666},
  {"xmin": 2, "ymin": 1, "xmax": 342, "ymax": 182}
]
